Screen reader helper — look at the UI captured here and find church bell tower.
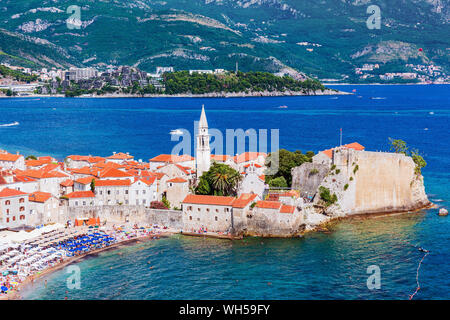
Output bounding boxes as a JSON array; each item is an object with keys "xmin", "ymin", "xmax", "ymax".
[{"xmin": 196, "ymin": 105, "xmax": 211, "ymax": 178}]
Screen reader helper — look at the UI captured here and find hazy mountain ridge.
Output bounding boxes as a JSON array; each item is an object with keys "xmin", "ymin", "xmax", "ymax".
[{"xmin": 0, "ymin": 0, "xmax": 448, "ymax": 81}]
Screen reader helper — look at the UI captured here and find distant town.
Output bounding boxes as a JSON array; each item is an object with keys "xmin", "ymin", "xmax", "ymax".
[{"xmin": 1, "ymin": 61, "xmax": 448, "ymax": 98}]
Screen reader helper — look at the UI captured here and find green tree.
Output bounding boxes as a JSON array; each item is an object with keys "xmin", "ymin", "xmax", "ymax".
[
  {"xmin": 389, "ymin": 138, "xmax": 408, "ymax": 154},
  {"xmin": 319, "ymin": 186, "xmax": 338, "ymax": 207},
  {"xmin": 90, "ymin": 179, "xmax": 96, "ymax": 193},
  {"xmin": 265, "ymin": 149, "xmax": 312, "ymax": 186},
  {"xmin": 195, "ymin": 163, "xmax": 242, "ymax": 196},
  {"xmin": 25, "ymin": 155, "xmax": 37, "ymax": 160},
  {"xmin": 411, "ymin": 149, "xmax": 427, "ymax": 175},
  {"xmin": 268, "ymin": 176, "xmax": 288, "ymax": 188},
  {"xmin": 162, "ymin": 196, "xmax": 171, "ymax": 209}
]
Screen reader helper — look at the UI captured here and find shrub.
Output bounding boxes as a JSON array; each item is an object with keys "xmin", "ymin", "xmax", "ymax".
[
  {"xmin": 353, "ymin": 165, "xmax": 359, "ymax": 174},
  {"xmin": 344, "ymin": 184, "xmax": 349, "ymax": 191},
  {"xmin": 349, "ymin": 176, "xmax": 353, "ymax": 181},
  {"xmin": 319, "ymin": 186, "xmax": 338, "ymax": 207},
  {"xmin": 331, "ymin": 164, "xmax": 336, "ymax": 170},
  {"xmin": 309, "ymin": 168, "xmax": 319, "ymax": 175},
  {"xmin": 335, "ymin": 169, "xmax": 340, "ymax": 174}
]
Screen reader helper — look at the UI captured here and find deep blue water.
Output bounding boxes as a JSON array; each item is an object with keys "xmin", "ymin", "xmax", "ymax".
[{"xmin": 0, "ymin": 84, "xmax": 449, "ymax": 299}]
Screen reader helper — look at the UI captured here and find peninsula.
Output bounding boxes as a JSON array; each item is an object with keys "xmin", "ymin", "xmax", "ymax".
[{"xmin": 0, "ymin": 64, "xmax": 345, "ymax": 98}]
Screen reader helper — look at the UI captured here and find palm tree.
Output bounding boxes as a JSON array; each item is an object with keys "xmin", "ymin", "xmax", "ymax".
[{"xmin": 209, "ymin": 163, "xmax": 242, "ymax": 196}]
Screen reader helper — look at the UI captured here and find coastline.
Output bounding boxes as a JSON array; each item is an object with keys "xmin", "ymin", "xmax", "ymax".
[
  {"xmin": 0, "ymin": 89, "xmax": 351, "ymax": 99},
  {"xmin": 5, "ymin": 201, "xmax": 436, "ymax": 300},
  {"xmin": 3, "ymin": 230, "xmax": 176, "ymax": 300}
]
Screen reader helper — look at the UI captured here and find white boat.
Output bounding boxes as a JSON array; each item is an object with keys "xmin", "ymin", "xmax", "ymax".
[
  {"xmin": 278, "ymin": 105, "xmax": 288, "ymax": 109},
  {"xmin": 0, "ymin": 121, "xmax": 19, "ymax": 127},
  {"xmin": 170, "ymin": 129, "xmax": 183, "ymax": 135}
]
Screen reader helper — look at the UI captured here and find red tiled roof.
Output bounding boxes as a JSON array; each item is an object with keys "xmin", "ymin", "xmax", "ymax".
[
  {"xmin": 0, "ymin": 188, "xmax": 28, "ymax": 198},
  {"xmin": 149, "ymin": 154, "xmax": 194, "ymax": 163},
  {"xmin": 60, "ymin": 179, "xmax": 74, "ymax": 187},
  {"xmin": 137, "ymin": 177, "xmax": 156, "ymax": 186},
  {"xmin": 321, "ymin": 142, "xmax": 365, "ymax": 159},
  {"xmin": 0, "ymin": 153, "xmax": 21, "ymax": 162},
  {"xmin": 29, "ymin": 191, "xmax": 52, "ymax": 203},
  {"xmin": 106, "ymin": 152, "xmax": 134, "ymax": 160},
  {"xmin": 65, "ymin": 191, "xmax": 95, "ymax": 199},
  {"xmin": 232, "ymin": 193, "xmax": 257, "ymax": 208},
  {"xmin": 14, "ymin": 176, "xmax": 37, "ymax": 183},
  {"xmin": 182, "ymin": 194, "xmax": 235, "ymax": 206},
  {"xmin": 255, "ymin": 200, "xmax": 281, "ymax": 210},
  {"xmin": 280, "ymin": 205, "xmax": 296, "ymax": 213},
  {"xmin": 75, "ymin": 176, "xmax": 96, "ymax": 185},
  {"xmin": 211, "ymin": 155, "xmax": 230, "ymax": 161},
  {"xmin": 233, "ymin": 152, "xmax": 266, "ymax": 164},
  {"xmin": 97, "ymin": 168, "xmax": 133, "ymax": 179},
  {"xmin": 20, "ymin": 169, "xmax": 68, "ymax": 179},
  {"xmin": 167, "ymin": 177, "xmax": 187, "ymax": 183},
  {"xmin": 94, "ymin": 179, "xmax": 131, "ymax": 187}
]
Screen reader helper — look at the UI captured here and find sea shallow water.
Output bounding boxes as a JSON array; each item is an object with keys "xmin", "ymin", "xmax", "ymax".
[{"xmin": 0, "ymin": 84, "xmax": 448, "ymax": 299}]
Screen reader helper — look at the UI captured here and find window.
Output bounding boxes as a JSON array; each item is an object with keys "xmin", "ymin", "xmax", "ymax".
[
  {"xmin": 6, "ymin": 209, "xmax": 9, "ymax": 214},
  {"xmin": 215, "ymin": 209, "xmax": 219, "ymax": 213},
  {"xmin": 143, "ymin": 200, "xmax": 146, "ymax": 204},
  {"xmin": 197, "ymin": 208, "xmax": 200, "ymax": 212},
  {"xmin": 19, "ymin": 215, "xmax": 25, "ymax": 220},
  {"xmin": 100, "ymin": 191, "xmax": 103, "ymax": 195},
  {"xmin": 12, "ymin": 216, "xmax": 16, "ymax": 221},
  {"xmin": 136, "ymin": 190, "xmax": 139, "ymax": 195},
  {"xmin": 215, "ymin": 216, "xmax": 218, "ymax": 221},
  {"xmin": 206, "ymin": 208, "xmax": 210, "ymax": 212},
  {"xmin": 116, "ymin": 190, "xmax": 119, "ymax": 195},
  {"xmin": 143, "ymin": 190, "xmax": 146, "ymax": 194},
  {"xmin": 5, "ymin": 200, "xmax": 10, "ymax": 205},
  {"xmin": 19, "ymin": 198, "xmax": 25, "ymax": 203},
  {"xmin": 19, "ymin": 206, "xmax": 25, "ymax": 212},
  {"xmin": 6, "ymin": 218, "xmax": 9, "ymax": 223},
  {"xmin": 107, "ymin": 190, "xmax": 111, "ymax": 195},
  {"xmin": 75, "ymin": 201, "xmax": 79, "ymax": 206},
  {"xmin": 83, "ymin": 201, "xmax": 86, "ymax": 206},
  {"xmin": 125, "ymin": 190, "xmax": 128, "ymax": 195},
  {"xmin": 125, "ymin": 200, "xmax": 129, "ymax": 204},
  {"xmin": 189, "ymin": 216, "xmax": 192, "ymax": 220}
]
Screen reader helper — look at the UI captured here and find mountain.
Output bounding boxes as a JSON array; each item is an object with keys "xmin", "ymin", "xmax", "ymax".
[{"xmin": 0, "ymin": 0, "xmax": 448, "ymax": 81}]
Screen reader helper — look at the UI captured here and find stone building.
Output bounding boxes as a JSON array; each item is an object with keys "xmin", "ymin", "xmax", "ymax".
[
  {"xmin": 182, "ymin": 195, "xmax": 234, "ymax": 233},
  {"xmin": 166, "ymin": 177, "xmax": 189, "ymax": 209},
  {"xmin": 0, "ymin": 151, "xmax": 25, "ymax": 170},
  {"xmin": 28, "ymin": 191, "xmax": 61, "ymax": 225},
  {"xmin": 0, "ymin": 188, "xmax": 29, "ymax": 228}
]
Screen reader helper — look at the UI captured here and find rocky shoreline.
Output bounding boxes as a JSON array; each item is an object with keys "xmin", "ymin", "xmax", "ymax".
[{"xmin": 1, "ymin": 88, "xmax": 351, "ymax": 99}]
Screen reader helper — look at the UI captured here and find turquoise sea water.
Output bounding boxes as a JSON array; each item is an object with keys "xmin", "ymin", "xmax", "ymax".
[{"xmin": 0, "ymin": 84, "xmax": 448, "ymax": 299}]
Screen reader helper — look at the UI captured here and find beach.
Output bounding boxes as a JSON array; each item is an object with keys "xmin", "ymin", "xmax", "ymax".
[{"xmin": 1, "ymin": 223, "xmax": 178, "ymax": 300}]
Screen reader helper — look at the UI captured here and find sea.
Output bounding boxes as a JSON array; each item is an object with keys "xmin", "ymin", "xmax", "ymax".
[{"xmin": 0, "ymin": 84, "xmax": 449, "ymax": 300}]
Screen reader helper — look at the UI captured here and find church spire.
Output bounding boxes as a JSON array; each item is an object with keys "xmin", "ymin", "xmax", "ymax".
[
  {"xmin": 196, "ymin": 104, "xmax": 211, "ymax": 178},
  {"xmin": 199, "ymin": 104, "xmax": 208, "ymax": 128}
]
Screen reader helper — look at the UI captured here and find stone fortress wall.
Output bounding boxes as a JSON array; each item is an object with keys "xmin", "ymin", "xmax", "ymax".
[{"xmin": 320, "ymin": 148, "xmax": 429, "ymax": 215}]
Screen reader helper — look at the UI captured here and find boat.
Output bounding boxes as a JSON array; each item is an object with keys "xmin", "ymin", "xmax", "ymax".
[
  {"xmin": 278, "ymin": 105, "xmax": 288, "ymax": 109},
  {"xmin": 438, "ymin": 208, "xmax": 448, "ymax": 216},
  {"xmin": 170, "ymin": 129, "xmax": 183, "ymax": 135},
  {"xmin": 370, "ymin": 97, "xmax": 386, "ymax": 100},
  {"xmin": 0, "ymin": 121, "xmax": 19, "ymax": 127},
  {"xmin": 429, "ymin": 112, "xmax": 434, "ymax": 115}
]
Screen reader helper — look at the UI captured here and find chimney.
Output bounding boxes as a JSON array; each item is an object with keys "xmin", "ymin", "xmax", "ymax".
[{"xmin": 113, "ymin": 152, "xmax": 116, "ymax": 155}]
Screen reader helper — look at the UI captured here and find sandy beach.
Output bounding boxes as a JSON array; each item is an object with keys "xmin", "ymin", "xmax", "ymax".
[{"xmin": 1, "ymin": 226, "xmax": 177, "ymax": 300}]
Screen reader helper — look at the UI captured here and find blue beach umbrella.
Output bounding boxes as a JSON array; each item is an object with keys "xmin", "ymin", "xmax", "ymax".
[{"xmin": 1, "ymin": 286, "xmax": 8, "ymax": 292}]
